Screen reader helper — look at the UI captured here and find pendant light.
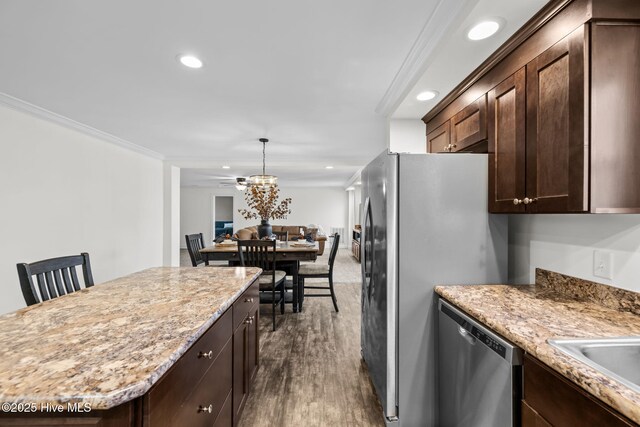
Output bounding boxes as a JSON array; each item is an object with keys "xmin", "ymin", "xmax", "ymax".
[{"xmin": 248, "ymin": 138, "xmax": 278, "ymax": 188}]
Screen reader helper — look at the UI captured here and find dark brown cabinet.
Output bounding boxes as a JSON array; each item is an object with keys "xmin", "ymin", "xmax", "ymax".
[
  {"xmin": 427, "ymin": 95, "xmax": 487, "ymax": 153},
  {"xmin": 523, "ymin": 354, "xmax": 636, "ymax": 427},
  {"xmin": 451, "ymin": 94, "xmax": 487, "ymax": 152},
  {"xmin": 425, "ymin": 0, "xmax": 640, "ymax": 214},
  {"xmin": 488, "ymin": 67, "xmax": 526, "ymax": 213},
  {"xmin": 490, "ymin": 27, "xmax": 587, "ymax": 213},
  {"xmin": 524, "ymin": 26, "xmax": 587, "ymax": 213},
  {"xmin": 232, "ymin": 283, "xmax": 259, "ymax": 427},
  {"xmin": 426, "ymin": 120, "xmax": 450, "ymax": 153}
]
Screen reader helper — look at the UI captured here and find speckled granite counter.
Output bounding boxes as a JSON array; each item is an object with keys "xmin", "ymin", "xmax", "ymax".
[
  {"xmin": 435, "ymin": 269, "xmax": 640, "ymax": 424},
  {"xmin": 0, "ymin": 267, "xmax": 261, "ymax": 410}
]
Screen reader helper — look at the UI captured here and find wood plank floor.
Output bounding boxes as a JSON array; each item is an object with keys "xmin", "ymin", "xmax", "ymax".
[{"xmin": 238, "ymin": 249, "xmax": 385, "ymax": 427}]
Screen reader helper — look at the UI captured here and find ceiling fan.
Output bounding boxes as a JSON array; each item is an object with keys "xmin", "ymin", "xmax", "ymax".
[{"xmin": 217, "ymin": 177, "xmax": 248, "ymax": 190}]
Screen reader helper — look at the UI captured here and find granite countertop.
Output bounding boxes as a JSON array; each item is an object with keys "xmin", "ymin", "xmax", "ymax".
[
  {"xmin": 435, "ymin": 269, "xmax": 640, "ymax": 424},
  {"xmin": 0, "ymin": 266, "xmax": 261, "ymax": 410}
]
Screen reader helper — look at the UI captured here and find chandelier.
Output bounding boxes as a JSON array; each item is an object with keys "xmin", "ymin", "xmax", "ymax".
[{"xmin": 248, "ymin": 138, "xmax": 278, "ymax": 188}]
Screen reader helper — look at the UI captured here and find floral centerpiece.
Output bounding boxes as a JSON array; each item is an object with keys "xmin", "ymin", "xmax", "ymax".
[{"xmin": 238, "ymin": 186, "xmax": 292, "ymax": 238}]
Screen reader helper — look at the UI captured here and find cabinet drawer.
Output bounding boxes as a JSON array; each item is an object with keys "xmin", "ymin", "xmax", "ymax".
[
  {"xmin": 233, "ymin": 280, "xmax": 259, "ymax": 330},
  {"xmin": 147, "ymin": 308, "xmax": 233, "ymax": 426},
  {"xmin": 172, "ymin": 339, "xmax": 233, "ymax": 427}
]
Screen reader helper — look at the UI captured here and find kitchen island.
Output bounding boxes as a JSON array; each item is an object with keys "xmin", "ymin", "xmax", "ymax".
[
  {"xmin": 436, "ymin": 269, "xmax": 640, "ymax": 426},
  {"xmin": 0, "ymin": 266, "xmax": 262, "ymax": 426}
]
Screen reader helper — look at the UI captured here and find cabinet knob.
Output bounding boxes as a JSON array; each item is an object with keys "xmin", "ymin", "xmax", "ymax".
[
  {"xmin": 523, "ymin": 197, "xmax": 537, "ymax": 205},
  {"xmin": 244, "ymin": 297, "xmax": 254, "ymax": 303},
  {"xmin": 513, "ymin": 198, "xmax": 523, "ymax": 205},
  {"xmin": 198, "ymin": 350, "xmax": 213, "ymax": 360},
  {"xmin": 198, "ymin": 404, "xmax": 213, "ymax": 414},
  {"xmin": 244, "ymin": 316, "xmax": 254, "ymax": 325}
]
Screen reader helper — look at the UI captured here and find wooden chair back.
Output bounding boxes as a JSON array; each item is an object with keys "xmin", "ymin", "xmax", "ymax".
[
  {"xmin": 237, "ymin": 239, "xmax": 277, "ymax": 273},
  {"xmin": 273, "ymin": 230, "xmax": 289, "ymax": 241},
  {"xmin": 185, "ymin": 233, "xmax": 208, "ymax": 267},
  {"xmin": 328, "ymin": 233, "xmax": 340, "ymax": 272},
  {"xmin": 17, "ymin": 253, "xmax": 94, "ymax": 306}
]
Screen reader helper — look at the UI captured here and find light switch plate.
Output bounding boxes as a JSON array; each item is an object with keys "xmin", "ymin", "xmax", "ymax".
[{"xmin": 593, "ymin": 250, "xmax": 613, "ymax": 280}]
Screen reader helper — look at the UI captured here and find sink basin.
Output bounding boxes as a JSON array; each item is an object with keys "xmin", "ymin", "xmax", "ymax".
[{"xmin": 548, "ymin": 337, "xmax": 640, "ymax": 394}]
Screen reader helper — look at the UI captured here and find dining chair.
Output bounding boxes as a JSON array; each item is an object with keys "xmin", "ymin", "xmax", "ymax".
[
  {"xmin": 237, "ymin": 239, "xmax": 287, "ymax": 331},
  {"xmin": 299, "ymin": 233, "xmax": 340, "ymax": 312},
  {"xmin": 17, "ymin": 253, "xmax": 94, "ymax": 306},
  {"xmin": 273, "ymin": 230, "xmax": 289, "ymax": 242},
  {"xmin": 185, "ymin": 233, "xmax": 209, "ymax": 267}
]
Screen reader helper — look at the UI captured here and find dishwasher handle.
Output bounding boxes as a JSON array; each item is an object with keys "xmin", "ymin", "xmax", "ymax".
[{"xmin": 458, "ymin": 326, "xmax": 477, "ymax": 345}]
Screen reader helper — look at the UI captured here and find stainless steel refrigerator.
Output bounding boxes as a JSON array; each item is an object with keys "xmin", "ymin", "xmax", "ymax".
[{"xmin": 360, "ymin": 151, "xmax": 508, "ymax": 426}]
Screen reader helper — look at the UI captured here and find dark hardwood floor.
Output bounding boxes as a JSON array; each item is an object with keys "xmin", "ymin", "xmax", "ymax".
[{"xmin": 180, "ymin": 247, "xmax": 385, "ymax": 426}]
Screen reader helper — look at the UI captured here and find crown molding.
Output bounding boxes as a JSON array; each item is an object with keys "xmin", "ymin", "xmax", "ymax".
[
  {"xmin": 0, "ymin": 92, "xmax": 164, "ymax": 160},
  {"xmin": 375, "ymin": 0, "xmax": 477, "ymax": 118}
]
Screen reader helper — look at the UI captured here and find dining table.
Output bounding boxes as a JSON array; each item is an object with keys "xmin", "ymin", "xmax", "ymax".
[{"xmin": 200, "ymin": 240, "xmax": 319, "ymax": 312}]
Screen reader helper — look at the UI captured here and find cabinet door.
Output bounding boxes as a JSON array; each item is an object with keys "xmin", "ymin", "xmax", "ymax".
[
  {"xmin": 248, "ymin": 304, "xmax": 259, "ymax": 383},
  {"xmin": 451, "ymin": 94, "xmax": 487, "ymax": 151},
  {"xmin": 522, "ymin": 400, "xmax": 552, "ymax": 427},
  {"xmin": 488, "ymin": 68, "xmax": 527, "ymax": 213},
  {"xmin": 232, "ymin": 318, "xmax": 250, "ymax": 427},
  {"xmin": 426, "ymin": 120, "xmax": 451, "ymax": 153},
  {"xmin": 526, "ymin": 26, "xmax": 587, "ymax": 213}
]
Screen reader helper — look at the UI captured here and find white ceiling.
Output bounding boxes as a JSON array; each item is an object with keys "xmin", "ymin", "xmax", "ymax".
[
  {"xmin": 0, "ymin": 0, "xmax": 548, "ymax": 188},
  {"xmin": 393, "ymin": 0, "xmax": 549, "ymax": 119}
]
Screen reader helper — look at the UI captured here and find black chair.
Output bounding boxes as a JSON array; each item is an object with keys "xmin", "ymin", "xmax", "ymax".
[
  {"xmin": 17, "ymin": 253, "xmax": 94, "ymax": 306},
  {"xmin": 273, "ymin": 230, "xmax": 289, "ymax": 241},
  {"xmin": 237, "ymin": 240, "xmax": 287, "ymax": 331},
  {"xmin": 299, "ymin": 233, "xmax": 340, "ymax": 312},
  {"xmin": 185, "ymin": 233, "xmax": 209, "ymax": 267}
]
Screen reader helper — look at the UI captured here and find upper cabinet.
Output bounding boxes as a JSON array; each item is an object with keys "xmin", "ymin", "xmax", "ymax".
[
  {"xmin": 424, "ymin": 0, "xmax": 640, "ymax": 214},
  {"xmin": 427, "ymin": 95, "xmax": 487, "ymax": 153}
]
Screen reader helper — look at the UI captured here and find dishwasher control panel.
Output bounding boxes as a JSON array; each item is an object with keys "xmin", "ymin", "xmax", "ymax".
[{"xmin": 472, "ymin": 327, "xmax": 506, "ymax": 358}]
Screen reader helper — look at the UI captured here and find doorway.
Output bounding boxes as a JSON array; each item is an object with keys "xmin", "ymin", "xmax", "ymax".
[{"xmin": 214, "ymin": 196, "xmax": 234, "ymax": 239}]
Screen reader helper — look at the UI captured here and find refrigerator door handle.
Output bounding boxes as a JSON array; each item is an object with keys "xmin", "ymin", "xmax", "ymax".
[{"xmin": 361, "ymin": 196, "xmax": 372, "ymax": 302}]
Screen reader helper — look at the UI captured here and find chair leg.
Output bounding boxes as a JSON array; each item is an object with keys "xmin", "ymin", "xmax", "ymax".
[
  {"xmin": 299, "ymin": 277, "xmax": 304, "ymax": 311},
  {"xmin": 329, "ymin": 275, "xmax": 339, "ymax": 312},
  {"xmin": 280, "ymin": 285, "xmax": 285, "ymax": 314},
  {"xmin": 272, "ymin": 289, "xmax": 277, "ymax": 331}
]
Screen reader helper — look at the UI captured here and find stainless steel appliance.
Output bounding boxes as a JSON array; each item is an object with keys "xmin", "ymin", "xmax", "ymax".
[
  {"xmin": 438, "ymin": 299, "xmax": 522, "ymax": 427},
  {"xmin": 360, "ymin": 151, "xmax": 508, "ymax": 426}
]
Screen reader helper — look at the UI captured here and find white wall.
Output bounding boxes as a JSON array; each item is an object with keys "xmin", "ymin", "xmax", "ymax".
[
  {"xmin": 181, "ymin": 186, "xmax": 349, "ymax": 247},
  {"xmin": 162, "ymin": 164, "xmax": 180, "ymax": 267},
  {"xmin": 0, "ymin": 105, "xmax": 164, "ymax": 314},
  {"xmin": 509, "ymin": 215, "xmax": 640, "ymax": 292},
  {"xmin": 389, "ymin": 119, "xmax": 426, "ymax": 153}
]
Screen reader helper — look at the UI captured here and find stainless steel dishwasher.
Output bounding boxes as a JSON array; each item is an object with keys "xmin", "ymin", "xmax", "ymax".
[{"xmin": 438, "ymin": 299, "xmax": 523, "ymax": 427}]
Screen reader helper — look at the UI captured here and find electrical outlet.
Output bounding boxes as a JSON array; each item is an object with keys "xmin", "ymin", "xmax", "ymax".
[{"xmin": 593, "ymin": 250, "xmax": 613, "ymax": 280}]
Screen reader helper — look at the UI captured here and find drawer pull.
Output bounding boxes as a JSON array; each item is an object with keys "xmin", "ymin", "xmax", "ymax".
[
  {"xmin": 198, "ymin": 404, "xmax": 213, "ymax": 414},
  {"xmin": 244, "ymin": 316, "xmax": 254, "ymax": 325},
  {"xmin": 198, "ymin": 350, "xmax": 213, "ymax": 360},
  {"xmin": 244, "ymin": 297, "xmax": 254, "ymax": 303}
]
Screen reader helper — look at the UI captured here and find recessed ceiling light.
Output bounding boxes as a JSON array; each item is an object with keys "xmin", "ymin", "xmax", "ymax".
[
  {"xmin": 467, "ymin": 21, "xmax": 501, "ymax": 40},
  {"xmin": 222, "ymin": 165, "xmax": 230, "ymax": 169},
  {"xmin": 326, "ymin": 166, "xmax": 334, "ymax": 169},
  {"xmin": 178, "ymin": 54, "xmax": 203, "ymax": 69},
  {"xmin": 416, "ymin": 90, "xmax": 439, "ymax": 101}
]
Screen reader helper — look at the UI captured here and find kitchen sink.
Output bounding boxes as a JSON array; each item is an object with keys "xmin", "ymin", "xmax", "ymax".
[{"xmin": 548, "ymin": 337, "xmax": 640, "ymax": 394}]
